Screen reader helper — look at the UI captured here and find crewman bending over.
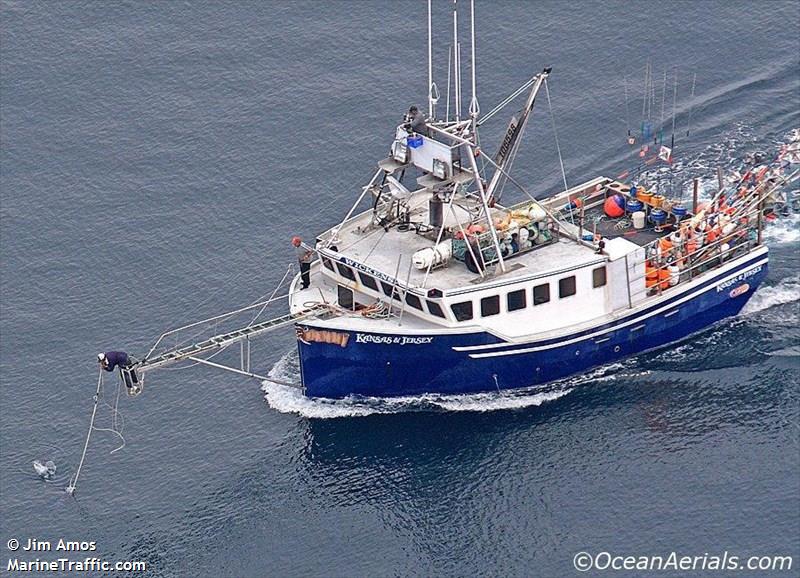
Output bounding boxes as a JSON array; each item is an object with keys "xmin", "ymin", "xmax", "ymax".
[{"xmin": 98, "ymin": 351, "xmax": 141, "ymax": 395}]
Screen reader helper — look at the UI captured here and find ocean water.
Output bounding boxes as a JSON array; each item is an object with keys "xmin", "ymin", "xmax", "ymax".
[{"xmin": 1, "ymin": 1, "xmax": 799, "ymax": 576}]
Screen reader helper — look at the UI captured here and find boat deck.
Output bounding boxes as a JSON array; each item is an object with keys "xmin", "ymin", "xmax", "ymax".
[
  {"xmin": 333, "ymin": 194, "xmax": 604, "ymax": 292},
  {"xmin": 581, "ymin": 204, "xmax": 669, "ymax": 247}
]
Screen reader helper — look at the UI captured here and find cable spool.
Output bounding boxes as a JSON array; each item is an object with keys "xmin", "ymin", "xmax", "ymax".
[
  {"xmin": 672, "ymin": 205, "xmax": 688, "ymax": 221},
  {"xmin": 650, "ymin": 208, "xmax": 668, "ymax": 232},
  {"xmin": 626, "ymin": 198, "xmax": 644, "ymax": 215}
]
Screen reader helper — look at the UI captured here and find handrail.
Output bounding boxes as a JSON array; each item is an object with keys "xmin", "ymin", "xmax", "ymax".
[{"xmin": 143, "ymin": 292, "xmax": 292, "ymax": 362}]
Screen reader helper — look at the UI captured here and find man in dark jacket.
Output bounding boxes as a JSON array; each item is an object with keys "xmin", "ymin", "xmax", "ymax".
[
  {"xmin": 292, "ymin": 236, "xmax": 314, "ymax": 289},
  {"xmin": 98, "ymin": 351, "xmax": 140, "ymax": 394},
  {"xmin": 404, "ymin": 106, "xmax": 427, "ymax": 136}
]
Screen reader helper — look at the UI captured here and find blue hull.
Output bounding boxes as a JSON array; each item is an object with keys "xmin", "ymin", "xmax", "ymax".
[{"xmin": 296, "ymin": 253, "xmax": 768, "ymax": 399}]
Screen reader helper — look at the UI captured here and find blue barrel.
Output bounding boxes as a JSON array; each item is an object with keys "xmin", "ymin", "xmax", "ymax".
[
  {"xmin": 672, "ymin": 205, "xmax": 688, "ymax": 220},
  {"xmin": 626, "ymin": 199, "xmax": 644, "ymax": 214},
  {"xmin": 650, "ymin": 208, "xmax": 667, "ymax": 225}
]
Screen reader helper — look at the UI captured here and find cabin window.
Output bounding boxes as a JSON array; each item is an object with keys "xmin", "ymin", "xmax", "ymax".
[
  {"xmin": 559, "ymin": 276, "xmax": 577, "ymax": 298},
  {"xmin": 451, "ymin": 301, "xmax": 474, "ymax": 322},
  {"xmin": 481, "ymin": 295, "xmax": 500, "ymax": 317},
  {"xmin": 337, "ymin": 285, "xmax": 354, "ymax": 310},
  {"xmin": 426, "ymin": 300, "xmax": 445, "ymax": 318},
  {"xmin": 593, "ymin": 266, "xmax": 607, "ymax": 288},
  {"xmin": 533, "ymin": 283, "xmax": 550, "ymax": 305},
  {"xmin": 322, "ymin": 257, "xmax": 334, "ymax": 272},
  {"xmin": 358, "ymin": 272, "xmax": 379, "ymax": 291},
  {"xmin": 336, "ymin": 262, "xmax": 356, "ymax": 281},
  {"xmin": 380, "ymin": 281, "xmax": 400, "ymax": 300},
  {"xmin": 507, "ymin": 289, "xmax": 527, "ymax": 311},
  {"xmin": 405, "ymin": 293, "xmax": 423, "ymax": 310}
]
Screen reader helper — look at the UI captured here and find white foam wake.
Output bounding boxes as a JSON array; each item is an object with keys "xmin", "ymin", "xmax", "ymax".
[
  {"xmin": 763, "ymin": 211, "xmax": 800, "ymax": 245},
  {"xmin": 262, "ymin": 350, "xmax": 575, "ymax": 418},
  {"xmin": 741, "ymin": 275, "xmax": 800, "ymax": 315}
]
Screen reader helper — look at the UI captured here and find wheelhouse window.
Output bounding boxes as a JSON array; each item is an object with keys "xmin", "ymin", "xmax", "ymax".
[
  {"xmin": 481, "ymin": 295, "xmax": 500, "ymax": 317},
  {"xmin": 533, "ymin": 283, "xmax": 550, "ymax": 305},
  {"xmin": 507, "ymin": 289, "xmax": 526, "ymax": 312},
  {"xmin": 451, "ymin": 301, "xmax": 474, "ymax": 322},
  {"xmin": 380, "ymin": 281, "xmax": 400, "ymax": 300},
  {"xmin": 337, "ymin": 285, "xmax": 354, "ymax": 310},
  {"xmin": 426, "ymin": 300, "xmax": 445, "ymax": 318},
  {"xmin": 336, "ymin": 262, "xmax": 356, "ymax": 281},
  {"xmin": 593, "ymin": 266, "xmax": 607, "ymax": 288},
  {"xmin": 559, "ymin": 276, "xmax": 577, "ymax": 298},
  {"xmin": 322, "ymin": 257, "xmax": 334, "ymax": 272},
  {"xmin": 405, "ymin": 293, "xmax": 423, "ymax": 310},
  {"xmin": 358, "ymin": 271, "xmax": 379, "ymax": 291}
]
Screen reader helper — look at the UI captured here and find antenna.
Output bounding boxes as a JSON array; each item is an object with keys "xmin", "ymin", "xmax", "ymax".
[
  {"xmin": 428, "ymin": 0, "xmax": 434, "ymax": 118},
  {"xmin": 468, "ymin": 0, "xmax": 479, "ymax": 124},
  {"xmin": 453, "ymin": 0, "xmax": 461, "ymax": 121}
]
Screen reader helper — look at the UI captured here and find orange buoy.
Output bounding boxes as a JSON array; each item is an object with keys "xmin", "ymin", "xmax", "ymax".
[
  {"xmin": 658, "ymin": 268, "xmax": 671, "ymax": 290},
  {"xmin": 646, "ymin": 267, "xmax": 659, "ymax": 288},
  {"xmin": 604, "ymin": 194, "xmax": 626, "ymax": 217},
  {"xmin": 659, "ymin": 237, "xmax": 673, "ymax": 253}
]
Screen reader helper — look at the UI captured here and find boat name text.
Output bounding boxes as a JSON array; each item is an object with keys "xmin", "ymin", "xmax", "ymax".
[
  {"xmin": 716, "ymin": 265, "xmax": 762, "ymax": 292},
  {"xmin": 355, "ymin": 333, "xmax": 434, "ymax": 345}
]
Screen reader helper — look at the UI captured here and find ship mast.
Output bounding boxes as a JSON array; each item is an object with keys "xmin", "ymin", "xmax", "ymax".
[{"xmin": 468, "ymin": 0, "xmax": 479, "ymax": 135}]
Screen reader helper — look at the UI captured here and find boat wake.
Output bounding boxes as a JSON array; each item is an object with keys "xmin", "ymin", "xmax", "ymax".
[
  {"xmin": 741, "ymin": 275, "xmax": 800, "ymax": 315},
  {"xmin": 762, "ymin": 210, "xmax": 800, "ymax": 244},
  {"xmin": 263, "ymin": 351, "xmax": 631, "ymax": 418},
  {"xmin": 262, "ymin": 352, "xmax": 648, "ymax": 419}
]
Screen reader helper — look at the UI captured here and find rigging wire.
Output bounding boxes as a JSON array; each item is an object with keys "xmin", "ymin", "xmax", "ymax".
[
  {"xmin": 544, "ymin": 80, "xmax": 570, "ymax": 195},
  {"xmin": 685, "ymin": 72, "xmax": 696, "ymax": 137},
  {"xmin": 544, "ymin": 79, "xmax": 574, "ymax": 228},
  {"xmin": 623, "ymin": 74, "xmax": 631, "ymax": 138}
]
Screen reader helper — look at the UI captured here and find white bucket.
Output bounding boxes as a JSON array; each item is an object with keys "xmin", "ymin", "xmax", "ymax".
[
  {"xmin": 633, "ymin": 211, "xmax": 646, "ymax": 230},
  {"xmin": 668, "ymin": 265, "xmax": 680, "ymax": 286}
]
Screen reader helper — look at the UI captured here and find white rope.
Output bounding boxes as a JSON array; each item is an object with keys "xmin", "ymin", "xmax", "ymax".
[
  {"xmin": 66, "ymin": 368, "xmax": 103, "ymax": 495},
  {"xmin": 92, "ymin": 374, "xmax": 126, "ymax": 455}
]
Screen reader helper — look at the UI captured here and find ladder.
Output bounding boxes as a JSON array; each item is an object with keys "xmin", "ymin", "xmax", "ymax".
[{"xmin": 135, "ymin": 304, "xmax": 328, "ymax": 374}]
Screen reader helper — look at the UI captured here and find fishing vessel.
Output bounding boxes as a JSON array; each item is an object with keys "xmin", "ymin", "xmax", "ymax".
[{"xmin": 123, "ymin": 1, "xmax": 797, "ymax": 401}]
